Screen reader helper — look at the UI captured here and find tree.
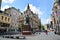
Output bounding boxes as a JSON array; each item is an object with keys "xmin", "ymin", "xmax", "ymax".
[
  {"xmin": 38, "ymin": 23, "xmax": 45, "ymax": 30},
  {"xmin": 42, "ymin": 25, "xmax": 45, "ymax": 30},
  {"xmin": 18, "ymin": 24, "xmax": 21, "ymax": 32},
  {"xmin": 38, "ymin": 24, "xmax": 41, "ymax": 29},
  {"xmin": 18, "ymin": 22, "xmax": 24, "ymax": 32},
  {"xmin": 47, "ymin": 24, "xmax": 50, "ymax": 29}
]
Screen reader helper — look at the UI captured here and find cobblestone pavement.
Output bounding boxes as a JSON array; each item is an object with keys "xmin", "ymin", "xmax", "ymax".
[{"xmin": 0, "ymin": 32, "xmax": 60, "ymax": 40}]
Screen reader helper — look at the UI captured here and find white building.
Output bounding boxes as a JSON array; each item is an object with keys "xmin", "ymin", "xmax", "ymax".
[
  {"xmin": 24, "ymin": 4, "xmax": 40, "ymax": 29},
  {"xmin": 52, "ymin": 0, "xmax": 60, "ymax": 34},
  {"xmin": 5, "ymin": 7, "xmax": 21, "ymax": 28}
]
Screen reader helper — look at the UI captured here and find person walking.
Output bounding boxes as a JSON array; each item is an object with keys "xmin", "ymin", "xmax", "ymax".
[{"xmin": 45, "ymin": 30, "xmax": 48, "ymax": 35}]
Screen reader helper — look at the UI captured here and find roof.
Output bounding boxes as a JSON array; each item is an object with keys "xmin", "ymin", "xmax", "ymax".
[{"xmin": 0, "ymin": 10, "xmax": 3, "ymax": 13}]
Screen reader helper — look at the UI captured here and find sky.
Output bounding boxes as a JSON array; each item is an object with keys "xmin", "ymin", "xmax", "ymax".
[{"xmin": 1, "ymin": 0, "xmax": 54, "ymax": 25}]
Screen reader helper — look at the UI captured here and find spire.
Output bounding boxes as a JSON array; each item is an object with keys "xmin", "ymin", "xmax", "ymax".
[
  {"xmin": 0, "ymin": 0, "xmax": 2, "ymax": 10},
  {"xmin": 27, "ymin": 4, "xmax": 30, "ymax": 9}
]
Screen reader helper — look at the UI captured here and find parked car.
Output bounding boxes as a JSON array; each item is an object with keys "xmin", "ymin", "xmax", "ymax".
[{"xmin": 35, "ymin": 32, "xmax": 40, "ymax": 35}]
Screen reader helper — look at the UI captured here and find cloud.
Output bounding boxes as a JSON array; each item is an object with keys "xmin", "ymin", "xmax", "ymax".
[
  {"xmin": 1, "ymin": 5, "xmax": 10, "ymax": 11},
  {"xmin": 46, "ymin": 18, "xmax": 52, "ymax": 24},
  {"xmin": 24, "ymin": 4, "xmax": 43, "ymax": 18},
  {"xmin": 2, "ymin": 0, "xmax": 14, "ymax": 3}
]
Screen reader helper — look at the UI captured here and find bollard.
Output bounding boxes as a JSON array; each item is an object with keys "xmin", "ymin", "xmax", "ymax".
[
  {"xmin": 23, "ymin": 36, "xmax": 25, "ymax": 39},
  {"xmin": 16, "ymin": 36, "xmax": 19, "ymax": 39},
  {"xmin": 39, "ymin": 33, "xmax": 40, "ymax": 34},
  {"xmin": 2, "ymin": 36, "xmax": 4, "ymax": 38},
  {"xmin": 5, "ymin": 36, "xmax": 9, "ymax": 38},
  {"xmin": 10, "ymin": 36, "xmax": 13, "ymax": 38}
]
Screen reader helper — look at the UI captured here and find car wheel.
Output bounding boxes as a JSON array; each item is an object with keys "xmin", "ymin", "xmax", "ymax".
[{"xmin": 54, "ymin": 31, "xmax": 56, "ymax": 34}]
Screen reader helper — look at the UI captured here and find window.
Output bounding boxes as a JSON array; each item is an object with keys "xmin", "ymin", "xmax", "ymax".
[
  {"xmin": 1, "ymin": 16, "xmax": 3, "ymax": 20},
  {"xmin": 8, "ymin": 18, "xmax": 10, "ymax": 21},
  {"xmin": 10, "ymin": 15, "xmax": 11, "ymax": 16},
  {"xmin": 5, "ymin": 17, "xmax": 7, "ymax": 21},
  {"xmin": 59, "ymin": 16, "xmax": 60, "ymax": 23},
  {"xmin": 56, "ymin": 11, "xmax": 57, "ymax": 14}
]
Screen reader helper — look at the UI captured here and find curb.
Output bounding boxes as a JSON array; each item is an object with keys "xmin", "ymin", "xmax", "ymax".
[{"xmin": 2, "ymin": 35, "xmax": 26, "ymax": 39}]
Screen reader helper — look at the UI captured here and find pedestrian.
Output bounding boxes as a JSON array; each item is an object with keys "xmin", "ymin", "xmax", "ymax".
[
  {"xmin": 46, "ymin": 30, "xmax": 48, "ymax": 35},
  {"xmin": 54, "ymin": 31, "xmax": 56, "ymax": 34}
]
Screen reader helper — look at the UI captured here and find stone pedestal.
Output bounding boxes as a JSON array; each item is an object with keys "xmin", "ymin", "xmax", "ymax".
[{"xmin": 22, "ymin": 25, "xmax": 32, "ymax": 35}]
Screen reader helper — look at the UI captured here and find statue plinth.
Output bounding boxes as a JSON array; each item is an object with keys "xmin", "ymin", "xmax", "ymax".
[{"xmin": 22, "ymin": 25, "xmax": 32, "ymax": 35}]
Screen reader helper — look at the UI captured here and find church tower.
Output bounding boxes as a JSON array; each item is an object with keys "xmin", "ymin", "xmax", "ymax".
[{"xmin": 27, "ymin": 4, "xmax": 30, "ymax": 9}]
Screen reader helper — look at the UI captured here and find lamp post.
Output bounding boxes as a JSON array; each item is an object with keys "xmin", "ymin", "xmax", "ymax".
[{"xmin": 0, "ymin": 0, "xmax": 2, "ymax": 10}]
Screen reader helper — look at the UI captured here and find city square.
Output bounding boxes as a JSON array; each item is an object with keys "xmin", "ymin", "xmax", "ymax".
[{"xmin": 0, "ymin": 0, "xmax": 60, "ymax": 40}]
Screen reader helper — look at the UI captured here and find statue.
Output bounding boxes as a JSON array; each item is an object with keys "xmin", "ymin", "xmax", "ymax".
[{"xmin": 26, "ymin": 15, "xmax": 30, "ymax": 24}]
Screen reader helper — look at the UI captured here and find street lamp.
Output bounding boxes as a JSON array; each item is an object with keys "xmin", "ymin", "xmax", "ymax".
[{"xmin": 0, "ymin": 0, "xmax": 2, "ymax": 10}]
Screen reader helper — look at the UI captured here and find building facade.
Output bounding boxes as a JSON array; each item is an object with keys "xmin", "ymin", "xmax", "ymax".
[
  {"xmin": 52, "ymin": 0, "xmax": 60, "ymax": 34},
  {"xmin": 0, "ymin": 0, "xmax": 12, "ymax": 32},
  {"xmin": 0, "ymin": 10, "xmax": 11, "ymax": 32},
  {"xmin": 5, "ymin": 7, "xmax": 21, "ymax": 28},
  {"xmin": 24, "ymin": 4, "xmax": 40, "ymax": 30},
  {"xmin": 18, "ymin": 13, "xmax": 24, "ymax": 31},
  {"xmin": 21, "ymin": 4, "xmax": 41, "ymax": 35}
]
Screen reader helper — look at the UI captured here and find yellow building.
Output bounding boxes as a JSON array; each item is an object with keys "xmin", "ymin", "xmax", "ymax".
[
  {"xmin": 0, "ymin": 11, "xmax": 11, "ymax": 28},
  {"xmin": 44, "ymin": 25, "xmax": 48, "ymax": 30}
]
